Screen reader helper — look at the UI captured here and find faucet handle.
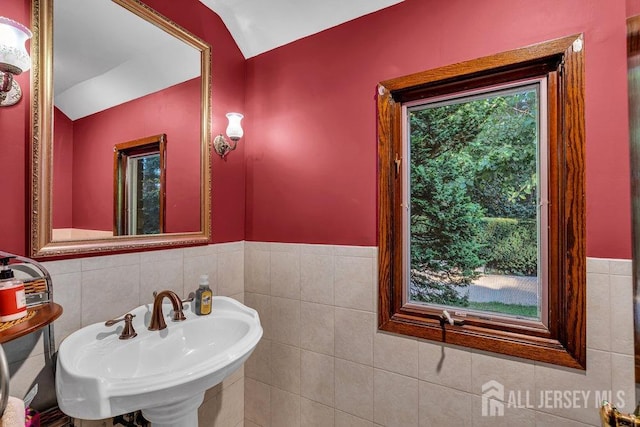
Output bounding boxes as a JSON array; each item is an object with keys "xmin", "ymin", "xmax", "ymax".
[
  {"xmin": 182, "ymin": 292, "xmax": 195, "ymax": 303},
  {"xmin": 105, "ymin": 313, "xmax": 138, "ymax": 340}
]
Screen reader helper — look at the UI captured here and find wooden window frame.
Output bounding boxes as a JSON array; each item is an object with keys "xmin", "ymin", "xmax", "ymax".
[
  {"xmin": 377, "ymin": 35, "xmax": 586, "ymax": 369},
  {"xmin": 113, "ymin": 134, "xmax": 167, "ymax": 236}
]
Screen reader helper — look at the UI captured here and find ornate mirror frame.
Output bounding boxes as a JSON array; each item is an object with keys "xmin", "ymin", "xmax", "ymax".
[
  {"xmin": 628, "ymin": 15, "xmax": 640, "ymax": 381},
  {"xmin": 29, "ymin": 0, "xmax": 212, "ymax": 258}
]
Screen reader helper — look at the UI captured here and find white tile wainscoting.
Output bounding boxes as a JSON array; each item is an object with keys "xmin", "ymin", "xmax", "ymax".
[
  {"xmin": 243, "ymin": 243, "xmax": 635, "ymax": 427},
  {"xmin": 4, "ymin": 241, "xmax": 635, "ymax": 427},
  {"xmin": 6, "ymin": 242, "xmax": 245, "ymax": 427}
]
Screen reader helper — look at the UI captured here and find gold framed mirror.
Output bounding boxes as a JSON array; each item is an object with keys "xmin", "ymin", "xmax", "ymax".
[
  {"xmin": 629, "ymin": 15, "xmax": 640, "ymax": 382},
  {"xmin": 30, "ymin": 0, "xmax": 212, "ymax": 258}
]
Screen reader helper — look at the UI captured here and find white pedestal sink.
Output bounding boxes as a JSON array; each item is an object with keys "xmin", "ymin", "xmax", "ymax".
[{"xmin": 55, "ymin": 297, "xmax": 262, "ymax": 426}]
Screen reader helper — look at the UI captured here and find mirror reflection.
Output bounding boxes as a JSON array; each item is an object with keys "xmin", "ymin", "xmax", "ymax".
[
  {"xmin": 51, "ymin": 0, "xmax": 201, "ymax": 240},
  {"xmin": 30, "ymin": 0, "xmax": 212, "ymax": 257}
]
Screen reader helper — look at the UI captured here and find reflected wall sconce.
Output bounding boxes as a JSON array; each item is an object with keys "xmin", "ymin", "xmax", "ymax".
[
  {"xmin": 0, "ymin": 17, "xmax": 32, "ymax": 107},
  {"xmin": 213, "ymin": 113, "xmax": 244, "ymax": 158}
]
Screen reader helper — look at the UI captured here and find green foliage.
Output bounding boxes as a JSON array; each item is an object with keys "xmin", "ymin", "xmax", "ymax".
[
  {"xmin": 409, "ymin": 162, "xmax": 484, "ymax": 305},
  {"xmin": 478, "ymin": 218, "xmax": 537, "ymax": 276},
  {"xmin": 467, "ymin": 301, "xmax": 538, "ymax": 318},
  {"xmin": 409, "ymin": 101, "xmax": 491, "ymax": 305},
  {"xmin": 466, "ymin": 90, "xmax": 538, "ymax": 219},
  {"xmin": 409, "ymin": 86, "xmax": 539, "ymax": 306},
  {"xmin": 138, "ymin": 155, "xmax": 161, "ymax": 235}
]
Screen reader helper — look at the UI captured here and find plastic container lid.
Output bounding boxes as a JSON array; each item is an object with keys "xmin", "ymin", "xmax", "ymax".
[
  {"xmin": 0, "ymin": 257, "xmax": 15, "ymax": 280},
  {"xmin": 199, "ymin": 274, "xmax": 209, "ymax": 287}
]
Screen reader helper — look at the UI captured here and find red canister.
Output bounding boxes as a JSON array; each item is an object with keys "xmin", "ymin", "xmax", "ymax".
[
  {"xmin": 0, "ymin": 281, "xmax": 26, "ymax": 322},
  {"xmin": 0, "ymin": 257, "xmax": 27, "ymax": 322}
]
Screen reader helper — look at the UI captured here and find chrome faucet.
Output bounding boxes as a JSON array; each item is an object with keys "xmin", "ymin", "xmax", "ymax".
[{"xmin": 148, "ymin": 290, "xmax": 186, "ymax": 331}]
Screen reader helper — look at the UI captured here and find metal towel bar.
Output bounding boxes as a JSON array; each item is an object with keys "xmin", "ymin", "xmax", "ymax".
[{"xmin": 0, "ymin": 344, "xmax": 10, "ymax": 417}]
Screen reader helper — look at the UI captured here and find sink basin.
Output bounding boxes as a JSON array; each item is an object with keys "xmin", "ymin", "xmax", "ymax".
[{"xmin": 56, "ymin": 296, "xmax": 262, "ymax": 426}]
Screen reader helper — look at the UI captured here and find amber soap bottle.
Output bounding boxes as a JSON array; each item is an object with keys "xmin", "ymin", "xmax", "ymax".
[{"xmin": 195, "ymin": 274, "xmax": 212, "ymax": 315}]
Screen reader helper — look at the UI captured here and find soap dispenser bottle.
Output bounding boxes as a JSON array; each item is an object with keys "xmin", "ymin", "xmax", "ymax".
[
  {"xmin": 195, "ymin": 274, "xmax": 213, "ymax": 315},
  {"xmin": 0, "ymin": 257, "xmax": 27, "ymax": 322}
]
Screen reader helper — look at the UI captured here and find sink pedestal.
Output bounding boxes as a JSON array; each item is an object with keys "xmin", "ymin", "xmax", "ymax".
[{"xmin": 141, "ymin": 393, "xmax": 204, "ymax": 427}]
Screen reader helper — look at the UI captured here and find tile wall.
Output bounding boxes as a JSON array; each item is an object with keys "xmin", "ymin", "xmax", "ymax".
[
  {"xmin": 5, "ymin": 242, "xmax": 245, "ymax": 427},
  {"xmin": 5, "ymin": 241, "xmax": 635, "ymax": 427},
  {"xmin": 243, "ymin": 243, "xmax": 636, "ymax": 427}
]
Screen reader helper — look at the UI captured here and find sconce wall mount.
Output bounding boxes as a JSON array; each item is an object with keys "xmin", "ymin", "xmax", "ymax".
[
  {"xmin": 0, "ymin": 16, "xmax": 32, "ymax": 107},
  {"xmin": 0, "ymin": 72, "xmax": 21, "ymax": 107},
  {"xmin": 214, "ymin": 113, "xmax": 244, "ymax": 158}
]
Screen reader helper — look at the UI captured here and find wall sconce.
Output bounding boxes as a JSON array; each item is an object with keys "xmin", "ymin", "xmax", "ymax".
[
  {"xmin": 213, "ymin": 113, "xmax": 244, "ymax": 158},
  {"xmin": 0, "ymin": 17, "xmax": 32, "ymax": 107}
]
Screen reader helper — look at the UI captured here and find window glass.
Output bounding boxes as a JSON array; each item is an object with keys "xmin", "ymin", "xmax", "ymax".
[
  {"xmin": 114, "ymin": 134, "xmax": 166, "ymax": 236},
  {"xmin": 127, "ymin": 152, "xmax": 161, "ymax": 235},
  {"xmin": 405, "ymin": 82, "xmax": 546, "ymax": 322}
]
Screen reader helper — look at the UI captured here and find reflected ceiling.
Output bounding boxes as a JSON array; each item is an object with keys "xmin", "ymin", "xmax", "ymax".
[{"xmin": 54, "ymin": 0, "xmax": 200, "ymax": 120}]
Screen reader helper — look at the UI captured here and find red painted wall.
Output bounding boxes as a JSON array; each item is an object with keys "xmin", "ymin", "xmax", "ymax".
[
  {"xmin": 69, "ymin": 78, "xmax": 201, "ymax": 233},
  {"xmin": 143, "ymin": 0, "xmax": 247, "ymax": 243},
  {"xmin": 0, "ymin": 0, "xmax": 30, "ymax": 255},
  {"xmin": 245, "ymin": 0, "xmax": 633, "ymax": 259},
  {"xmin": 53, "ymin": 108, "xmax": 74, "ymax": 228},
  {"xmin": 629, "ymin": 0, "xmax": 640, "ymax": 18},
  {"xmin": 0, "ymin": 0, "xmax": 246, "ymax": 256},
  {"xmin": 0, "ymin": 0, "xmax": 634, "ymax": 259}
]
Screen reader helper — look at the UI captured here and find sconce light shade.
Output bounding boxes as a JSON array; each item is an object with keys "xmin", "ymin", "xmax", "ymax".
[
  {"xmin": 225, "ymin": 113, "xmax": 244, "ymax": 141},
  {"xmin": 0, "ymin": 17, "xmax": 32, "ymax": 74},
  {"xmin": 0, "ymin": 17, "xmax": 32, "ymax": 107},
  {"xmin": 214, "ymin": 112, "xmax": 244, "ymax": 158}
]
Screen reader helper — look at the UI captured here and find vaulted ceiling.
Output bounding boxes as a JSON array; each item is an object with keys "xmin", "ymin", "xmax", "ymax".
[
  {"xmin": 54, "ymin": 0, "xmax": 403, "ymax": 119},
  {"xmin": 199, "ymin": 0, "xmax": 404, "ymax": 58}
]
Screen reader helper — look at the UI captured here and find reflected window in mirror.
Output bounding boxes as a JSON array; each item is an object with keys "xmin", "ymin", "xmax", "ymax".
[{"xmin": 114, "ymin": 134, "xmax": 166, "ymax": 236}]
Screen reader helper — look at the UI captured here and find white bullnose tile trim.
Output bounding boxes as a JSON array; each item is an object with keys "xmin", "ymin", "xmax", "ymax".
[{"xmin": 586, "ymin": 257, "xmax": 611, "ymax": 274}]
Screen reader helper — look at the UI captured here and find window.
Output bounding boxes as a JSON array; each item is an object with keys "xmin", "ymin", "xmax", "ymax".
[
  {"xmin": 114, "ymin": 134, "xmax": 167, "ymax": 236},
  {"xmin": 377, "ymin": 35, "xmax": 586, "ymax": 369}
]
